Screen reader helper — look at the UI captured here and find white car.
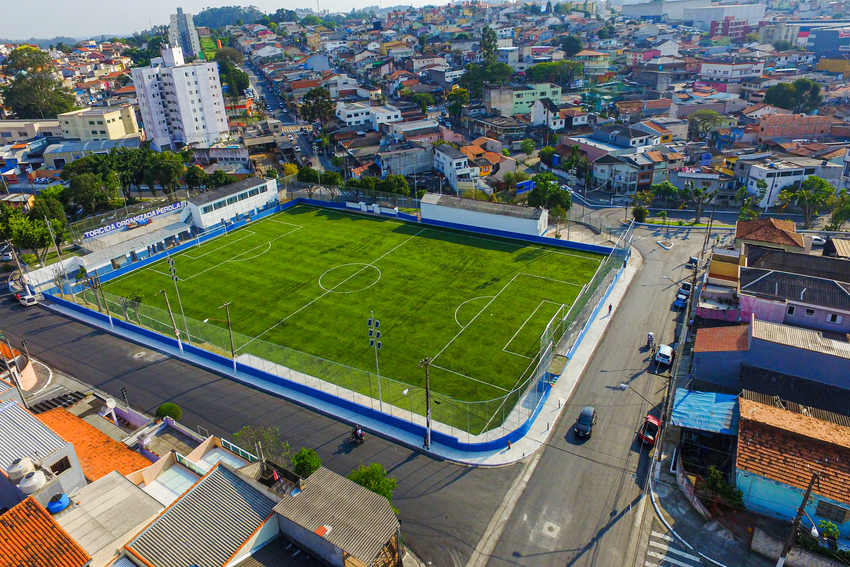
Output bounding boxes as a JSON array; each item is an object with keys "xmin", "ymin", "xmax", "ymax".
[
  {"xmin": 811, "ymin": 235, "xmax": 826, "ymax": 246},
  {"xmin": 1, "ymin": 252, "xmax": 12, "ymax": 261},
  {"xmin": 18, "ymin": 295, "xmax": 37, "ymax": 307},
  {"xmin": 655, "ymin": 344, "xmax": 674, "ymax": 366}
]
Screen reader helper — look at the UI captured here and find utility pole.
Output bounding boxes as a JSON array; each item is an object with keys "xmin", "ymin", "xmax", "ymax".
[
  {"xmin": 219, "ymin": 302, "xmax": 236, "ymax": 374},
  {"xmin": 167, "ymin": 255, "xmax": 190, "ymax": 345},
  {"xmin": 44, "ymin": 217, "xmax": 75, "ymax": 304},
  {"xmin": 419, "ymin": 357, "xmax": 432, "ymax": 450},
  {"xmin": 0, "ymin": 330, "xmax": 27, "ymax": 409},
  {"xmin": 159, "ymin": 290, "xmax": 183, "ymax": 353},
  {"xmin": 777, "ymin": 472, "xmax": 819, "ymax": 567},
  {"xmin": 96, "ymin": 273, "xmax": 113, "ymax": 328}
]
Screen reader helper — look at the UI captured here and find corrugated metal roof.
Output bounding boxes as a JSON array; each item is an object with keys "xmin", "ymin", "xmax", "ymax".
[
  {"xmin": 235, "ymin": 536, "xmax": 325, "ymax": 567},
  {"xmin": 752, "ymin": 319, "xmax": 850, "ymax": 359},
  {"xmin": 671, "ymin": 389, "xmax": 739, "ymax": 434},
  {"xmin": 739, "ymin": 364, "xmax": 850, "ymax": 419},
  {"xmin": 828, "ymin": 238, "xmax": 850, "ymax": 259},
  {"xmin": 273, "ymin": 467, "xmax": 398, "ymax": 565},
  {"xmin": 739, "ymin": 267, "xmax": 850, "ymax": 311},
  {"xmin": 128, "ymin": 464, "xmax": 275, "ymax": 567},
  {"xmin": 747, "ymin": 245, "xmax": 850, "ymax": 283},
  {"xmin": 0, "ymin": 400, "xmax": 66, "ymax": 469}
]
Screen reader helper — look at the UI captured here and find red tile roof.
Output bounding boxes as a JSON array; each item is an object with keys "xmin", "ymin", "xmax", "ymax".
[
  {"xmin": 37, "ymin": 407, "xmax": 150, "ymax": 481},
  {"xmin": 736, "ymin": 218, "xmax": 804, "ymax": 249},
  {"xmin": 737, "ymin": 398, "xmax": 850, "ymax": 505},
  {"xmin": 644, "ymin": 99, "xmax": 672, "ymax": 109},
  {"xmin": 0, "ymin": 497, "xmax": 90, "ymax": 567},
  {"xmin": 693, "ymin": 325, "xmax": 749, "ymax": 353}
]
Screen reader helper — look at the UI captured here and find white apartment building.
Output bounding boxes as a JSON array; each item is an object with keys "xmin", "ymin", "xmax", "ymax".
[
  {"xmin": 131, "ymin": 45, "xmax": 229, "ymax": 152},
  {"xmin": 434, "ymin": 144, "xmax": 474, "ymax": 193},
  {"xmin": 736, "ymin": 156, "xmax": 843, "ymax": 208},
  {"xmin": 169, "ymin": 7, "xmax": 202, "ymax": 58},
  {"xmin": 335, "ymin": 102, "xmax": 372, "ymax": 128},
  {"xmin": 699, "ymin": 57, "xmax": 765, "ymax": 81},
  {"xmin": 370, "ymin": 105, "xmax": 403, "ymax": 131}
]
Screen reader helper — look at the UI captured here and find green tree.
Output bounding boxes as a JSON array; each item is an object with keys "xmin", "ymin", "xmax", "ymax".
[
  {"xmin": 446, "ymin": 88, "xmax": 469, "ymax": 117},
  {"xmin": 538, "ymin": 146, "xmax": 556, "ymax": 165},
  {"xmin": 487, "ymin": 62, "xmax": 514, "ymax": 86},
  {"xmin": 300, "ymin": 15, "xmax": 322, "ymax": 26},
  {"xmin": 763, "ymin": 78, "xmax": 823, "ymax": 114},
  {"xmin": 777, "ymin": 176, "xmax": 836, "ymax": 229},
  {"xmin": 651, "ymin": 181, "xmax": 678, "ymax": 205},
  {"xmin": 528, "ymin": 172, "xmax": 572, "ymax": 210},
  {"xmin": 454, "ymin": 32, "xmax": 470, "ymax": 40},
  {"xmin": 773, "ymin": 39, "xmax": 793, "ymax": 51},
  {"xmin": 145, "ymin": 152, "xmax": 186, "ymax": 199},
  {"xmin": 738, "ymin": 197, "xmax": 760, "ymax": 221},
  {"xmin": 184, "ymin": 165, "xmax": 208, "ymax": 189},
  {"xmin": 264, "ymin": 168, "xmax": 278, "ymax": 179},
  {"xmin": 680, "ymin": 182, "xmax": 718, "ymax": 223},
  {"xmin": 68, "ymin": 173, "xmax": 113, "ymax": 214},
  {"xmin": 233, "ymin": 425, "xmax": 292, "ymax": 464},
  {"xmin": 745, "ymin": 32, "xmax": 761, "ymax": 42},
  {"xmin": 377, "ymin": 174, "xmax": 410, "ymax": 196},
  {"xmin": 1, "ymin": 46, "xmax": 75, "ymax": 118},
  {"xmin": 827, "ymin": 189, "xmax": 850, "ymax": 231},
  {"xmin": 687, "ymin": 109, "xmax": 723, "ymax": 141},
  {"xmin": 7, "ymin": 213, "xmax": 52, "ymax": 264},
  {"xmin": 209, "ymin": 169, "xmax": 238, "ymax": 188},
  {"xmin": 551, "ymin": 204, "xmax": 567, "ymax": 238},
  {"xmin": 525, "ymin": 60, "xmax": 584, "ymax": 88},
  {"xmin": 291, "ymin": 447, "xmax": 322, "ymax": 478},
  {"xmin": 480, "ymin": 26, "xmax": 498, "ymax": 65},
  {"xmin": 156, "ymin": 403, "xmax": 182, "ymax": 421},
  {"xmin": 520, "ymin": 138, "xmax": 536, "ymax": 158},
  {"xmin": 300, "ymin": 87, "xmax": 334, "ymax": 127},
  {"xmin": 282, "ymin": 162, "xmax": 298, "ymax": 177},
  {"xmin": 347, "ymin": 462, "xmax": 399, "ymax": 514},
  {"xmin": 214, "ymin": 46, "xmax": 244, "ymax": 65},
  {"xmin": 561, "ymin": 35, "xmax": 583, "ymax": 56},
  {"xmin": 411, "ymin": 92, "xmax": 434, "ymax": 114}
]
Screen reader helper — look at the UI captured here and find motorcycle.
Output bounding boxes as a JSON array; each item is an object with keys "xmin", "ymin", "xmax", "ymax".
[
  {"xmin": 647, "ymin": 333, "xmax": 654, "ymax": 350},
  {"xmin": 349, "ymin": 427, "xmax": 365, "ymax": 445}
]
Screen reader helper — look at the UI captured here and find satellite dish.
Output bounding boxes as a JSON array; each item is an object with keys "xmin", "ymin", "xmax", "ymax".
[{"xmin": 106, "ymin": 398, "xmax": 116, "ymax": 409}]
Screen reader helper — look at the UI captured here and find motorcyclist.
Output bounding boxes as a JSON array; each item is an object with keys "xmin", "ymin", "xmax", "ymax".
[
  {"xmin": 647, "ymin": 332, "xmax": 654, "ymax": 348},
  {"xmin": 353, "ymin": 425, "xmax": 364, "ymax": 442}
]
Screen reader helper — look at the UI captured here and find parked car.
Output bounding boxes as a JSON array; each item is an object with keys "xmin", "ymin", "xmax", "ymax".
[
  {"xmin": 1, "ymin": 252, "xmax": 12, "ymax": 262},
  {"xmin": 686, "ymin": 256, "xmax": 700, "ymax": 269},
  {"xmin": 655, "ymin": 344, "xmax": 674, "ymax": 366},
  {"xmin": 673, "ymin": 293, "xmax": 687, "ymax": 309},
  {"xmin": 638, "ymin": 414, "xmax": 661, "ymax": 446},
  {"xmin": 679, "ymin": 281, "xmax": 693, "ymax": 297},
  {"xmin": 811, "ymin": 235, "xmax": 826, "ymax": 246},
  {"xmin": 574, "ymin": 406, "xmax": 597, "ymax": 438},
  {"xmin": 17, "ymin": 294, "xmax": 37, "ymax": 307}
]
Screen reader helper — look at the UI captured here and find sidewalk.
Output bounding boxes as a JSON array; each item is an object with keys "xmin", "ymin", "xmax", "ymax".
[
  {"xmin": 44, "ymin": 251, "xmax": 640, "ymax": 466},
  {"xmin": 647, "ymin": 441, "xmax": 776, "ymax": 567}
]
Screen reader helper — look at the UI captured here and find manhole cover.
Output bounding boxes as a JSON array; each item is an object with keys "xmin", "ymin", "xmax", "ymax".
[
  {"xmin": 542, "ymin": 522, "xmax": 560, "ymax": 538},
  {"xmin": 133, "ymin": 352, "xmax": 146, "ymax": 359}
]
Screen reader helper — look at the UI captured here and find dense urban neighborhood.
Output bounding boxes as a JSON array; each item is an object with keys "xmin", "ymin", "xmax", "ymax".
[{"xmin": 5, "ymin": 1, "xmax": 850, "ymax": 567}]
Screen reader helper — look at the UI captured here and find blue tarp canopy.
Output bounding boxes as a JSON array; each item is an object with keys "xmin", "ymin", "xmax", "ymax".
[{"xmin": 671, "ymin": 389, "xmax": 739, "ymax": 435}]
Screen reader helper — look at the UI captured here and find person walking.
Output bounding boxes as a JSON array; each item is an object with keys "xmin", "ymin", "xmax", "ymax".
[{"xmin": 608, "ymin": 304, "xmax": 612, "ymax": 316}]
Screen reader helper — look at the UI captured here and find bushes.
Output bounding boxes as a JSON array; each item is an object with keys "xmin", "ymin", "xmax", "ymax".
[
  {"xmin": 291, "ymin": 447, "xmax": 322, "ymax": 478},
  {"xmin": 156, "ymin": 403, "xmax": 182, "ymax": 421}
]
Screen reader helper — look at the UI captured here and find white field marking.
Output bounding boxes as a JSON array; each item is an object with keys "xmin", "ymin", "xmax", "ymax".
[
  {"xmin": 454, "ymin": 296, "xmax": 495, "ymax": 328},
  {"xmin": 30, "ymin": 360, "xmax": 54, "ymax": 396},
  {"xmin": 318, "ymin": 263, "xmax": 382, "ymax": 294},
  {"xmin": 236, "ymin": 228, "xmax": 426, "ymax": 352},
  {"xmin": 502, "ymin": 300, "xmax": 563, "ymax": 358},
  {"xmin": 182, "ymin": 230, "xmax": 256, "ymax": 260},
  {"xmin": 228, "ymin": 242, "xmax": 272, "ymax": 262},
  {"xmin": 171, "ymin": 225, "xmax": 301, "ymax": 281},
  {"xmin": 430, "ymin": 363, "xmax": 510, "ymax": 393},
  {"xmin": 651, "ymin": 532, "xmax": 676, "ymax": 543},
  {"xmin": 646, "ymin": 551, "xmax": 699, "ymax": 567},
  {"xmin": 648, "ymin": 541, "xmax": 701, "ymax": 562},
  {"xmin": 430, "ymin": 273, "xmax": 521, "ymax": 365},
  {"xmin": 519, "ymin": 272, "xmax": 584, "ymax": 287},
  {"xmin": 429, "ymin": 228, "xmax": 604, "ymax": 263},
  {"xmin": 477, "ymin": 352, "xmax": 543, "ymax": 433},
  {"xmin": 644, "ymin": 563, "xmax": 660, "ymax": 567}
]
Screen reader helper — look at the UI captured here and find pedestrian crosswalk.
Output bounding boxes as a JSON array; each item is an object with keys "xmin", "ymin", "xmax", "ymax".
[{"xmin": 644, "ymin": 530, "xmax": 702, "ymax": 567}]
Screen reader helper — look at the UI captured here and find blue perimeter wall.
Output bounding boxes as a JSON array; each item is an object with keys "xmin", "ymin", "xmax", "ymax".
[{"xmin": 48, "ymin": 198, "xmax": 622, "ymax": 453}]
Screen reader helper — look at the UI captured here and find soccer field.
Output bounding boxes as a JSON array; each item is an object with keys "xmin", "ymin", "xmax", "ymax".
[{"xmin": 103, "ymin": 206, "xmax": 604, "ymax": 427}]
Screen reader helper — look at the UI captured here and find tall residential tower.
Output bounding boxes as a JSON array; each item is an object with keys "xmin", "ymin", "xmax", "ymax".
[
  {"xmin": 168, "ymin": 7, "xmax": 202, "ymax": 59},
  {"xmin": 131, "ymin": 45, "xmax": 229, "ymax": 151}
]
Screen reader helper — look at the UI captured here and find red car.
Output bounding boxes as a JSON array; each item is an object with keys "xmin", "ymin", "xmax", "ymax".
[{"xmin": 638, "ymin": 415, "xmax": 661, "ymax": 446}]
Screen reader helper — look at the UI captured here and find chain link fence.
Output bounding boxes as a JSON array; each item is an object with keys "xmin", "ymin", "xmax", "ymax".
[{"xmin": 68, "ymin": 215, "xmax": 633, "ymax": 443}]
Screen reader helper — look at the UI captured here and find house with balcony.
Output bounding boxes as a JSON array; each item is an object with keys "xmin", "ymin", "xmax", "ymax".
[
  {"xmin": 574, "ymin": 49, "xmax": 610, "ymax": 80},
  {"xmin": 734, "ymin": 156, "xmax": 842, "ymax": 208},
  {"xmin": 669, "ymin": 166, "xmax": 735, "ymax": 205},
  {"xmin": 530, "ymin": 98, "xmax": 565, "ymax": 130},
  {"xmin": 483, "ymin": 83, "xmax": 562, "ymax": 116},
  {"xmin": 435, "ymin": 144, "xmax": 474, "ymax": 193}
]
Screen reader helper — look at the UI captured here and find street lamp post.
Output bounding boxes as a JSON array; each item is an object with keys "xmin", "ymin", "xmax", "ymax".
[
  {"xmin": 367, "ymin": 312, "xmax": 383, "ymax": 412},
  {"xmin": 419, "ymin": 357, "xmax": 432, "ymax": 449},
  {"xmin": 619, "ymin": 383, "xmax": 654, "ymax": 406},
  {"xmin": 43, "ymin": 217, "xmax": 76, "ymax": 304},
  {"xmin": 777, "ymin": 473, "xmax": 820, "ymax": 567},
  {"xmin": 219, "ymin": 302, "xmax": 236, "ymax": 374},
  {"xmin": 167, "ymin": 255, "xmax": 191, "ymax": 345},
  {"xmin": 158, "ymin": 290, "xmax": 183, "ymax": 353}
]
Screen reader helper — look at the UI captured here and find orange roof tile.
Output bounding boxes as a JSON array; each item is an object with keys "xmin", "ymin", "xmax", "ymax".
[
  {"xmin": 693, "ymin": 325, "xmax": 749, "ymax": 353},
  {"xmin": 738, "ymin": 398, "xmax": 850, "ymax": 505},
  {"xmin": 37, "ymin": 407, "xmax": 150, "ymax": 481},
  {"xmin": 736, "ymin": 218, "xmax": 804, "ymax": 248},
  {"xmin": 0, "ymin": 497, "xmax": 90, "ymax": 567}
]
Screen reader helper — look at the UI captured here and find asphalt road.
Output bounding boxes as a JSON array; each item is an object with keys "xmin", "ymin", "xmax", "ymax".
[
  {"xmin": 0, "ymin": 299, "xmax": 520, "ymax": 567},
  {"xmin": 485, "ymin": 214, "xmax": 713, "ymax": 567}
]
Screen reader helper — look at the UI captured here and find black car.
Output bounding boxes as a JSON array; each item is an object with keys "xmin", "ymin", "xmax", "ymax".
[{"xmin": 574, "ymin": 406, "xmax": 597, "ymax": 438}]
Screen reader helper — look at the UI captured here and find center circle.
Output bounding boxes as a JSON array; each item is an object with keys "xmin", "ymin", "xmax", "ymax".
[{"xmin": 319, "ymin": 263, "xmax": 382, "ymax": 294}]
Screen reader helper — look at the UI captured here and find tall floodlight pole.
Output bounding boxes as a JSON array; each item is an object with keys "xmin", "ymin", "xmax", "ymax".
[
  {"xmin": 167, "ymin": 255, "xmax": 191, "ymax": 345},
  {"xmin": 43, "ymin": 217, "xmax": 76, "ymax": 304},
  {"xmin": 368, "ymin": 312, "xmax": 383, "ymax": 411},
  {"xmin": 419, "ymin": 357, "xmax": 432, "ymax": 450},
  {"xmin": 158, "ymin": 290, "xmax": 183, "ymax": 353},
  {"xmin": 220, "ymin": 302, "xmax": 236, "ymax": 374}
]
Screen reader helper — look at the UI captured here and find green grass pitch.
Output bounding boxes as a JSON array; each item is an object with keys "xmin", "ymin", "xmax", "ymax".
[{"xmin": 103, "ymin": 206, "xmax": 604, "ymax": 430}]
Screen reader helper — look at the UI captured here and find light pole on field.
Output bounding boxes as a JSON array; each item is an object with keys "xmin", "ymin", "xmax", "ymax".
[
  {"xmin": 220, "ymin": 302, "xmax": 236, "ymax": 374},
  {"xmin": 158, "ymin": 290, "xmax": 183, "ymax": 353},
  {"xmin": 367, "ymin": 312, "xmax": 383, "ymax": 412},
  {"xmin": 167, "ymin": 255, "xmax": 191, "ymax": 345}
]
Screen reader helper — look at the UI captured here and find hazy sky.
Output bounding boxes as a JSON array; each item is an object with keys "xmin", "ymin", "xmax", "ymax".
[{"xmin": 2, "ymin": 0, "xmax": 430, "ymax": 41}]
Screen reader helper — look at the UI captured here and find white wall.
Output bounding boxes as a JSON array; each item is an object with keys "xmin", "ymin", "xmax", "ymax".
[
  {"xmin": 225, "ymin": 516, "xmax": 280, "ymax": 567},
  {"xmin": 421, "ymin": 202, "xmax": 548, "ymax": 236}
]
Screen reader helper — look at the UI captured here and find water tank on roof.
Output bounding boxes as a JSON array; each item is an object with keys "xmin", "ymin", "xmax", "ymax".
[
  {"xmin": 7, "ymin": 457, "xmax": 34, "ymax": 483},
  {"xmin": 20, "ymin": 471, "xmax": 46, "ymax": 495},
  {"xmin": 47, "ymin": 493, "xmax": 70, "ymax": 514}
]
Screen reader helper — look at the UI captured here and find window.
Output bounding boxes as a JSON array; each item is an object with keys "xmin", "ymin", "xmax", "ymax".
[
  {"xmin": 50, "ymin": 456, "xmax": 71, "ymax": 475},
  {"xmin": 805, "ymin": 168, "xmax": 816, "ymax": 175},
  {"xmin": 213, "ymin": 200, "xmax": 226, "ymax": 210},
  {"xmin": 827, "ymin": 313, "xmax": 844, "ymax": 324},
  {"xmin": 786, "ymin": 305, "xmax": 796, "ymax": 316},
  {"xmin": 260, "ymin": 186, "xmax": 268, "ymax": 193},
  {"xmin": 816, "ymin": 501, "xmax": 850, "ymax": 524},
  {"xmin": 805, "ymin": 308, "xmax": 815, "ymax": 317},
  {"xmin": 238, "ymin": 192, "xmax": 249, "ymax": 201},
  {"xmin": 248, "ymin": 188, "xmax": 260, "ymax": 197},
  {"xmin": 227, "ymin": 196, "xmax": 239, "ymax": 205},
  {"xmin": 202, "ymin": 205, "xmax": 213, "ymax": 214}
]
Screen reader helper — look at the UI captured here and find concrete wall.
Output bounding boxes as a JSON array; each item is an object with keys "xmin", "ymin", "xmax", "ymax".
[
  {"xmin": 420, "ymin": 201, "xmax": 548, "ymax": 237},
  {"xmin": 690, "ymin": 350, "xmax": 748, "ymax": 389},
  {"xmin": 748, "ymin": 337, "xmax": 850, "ymax": 389},
  {"xmin": 752, "ymin": 527, "xmax": 846, "ymax": 567},
  {"xmin": 277, "ymin": 513, "xmax": 344, "ymax": 567}
]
